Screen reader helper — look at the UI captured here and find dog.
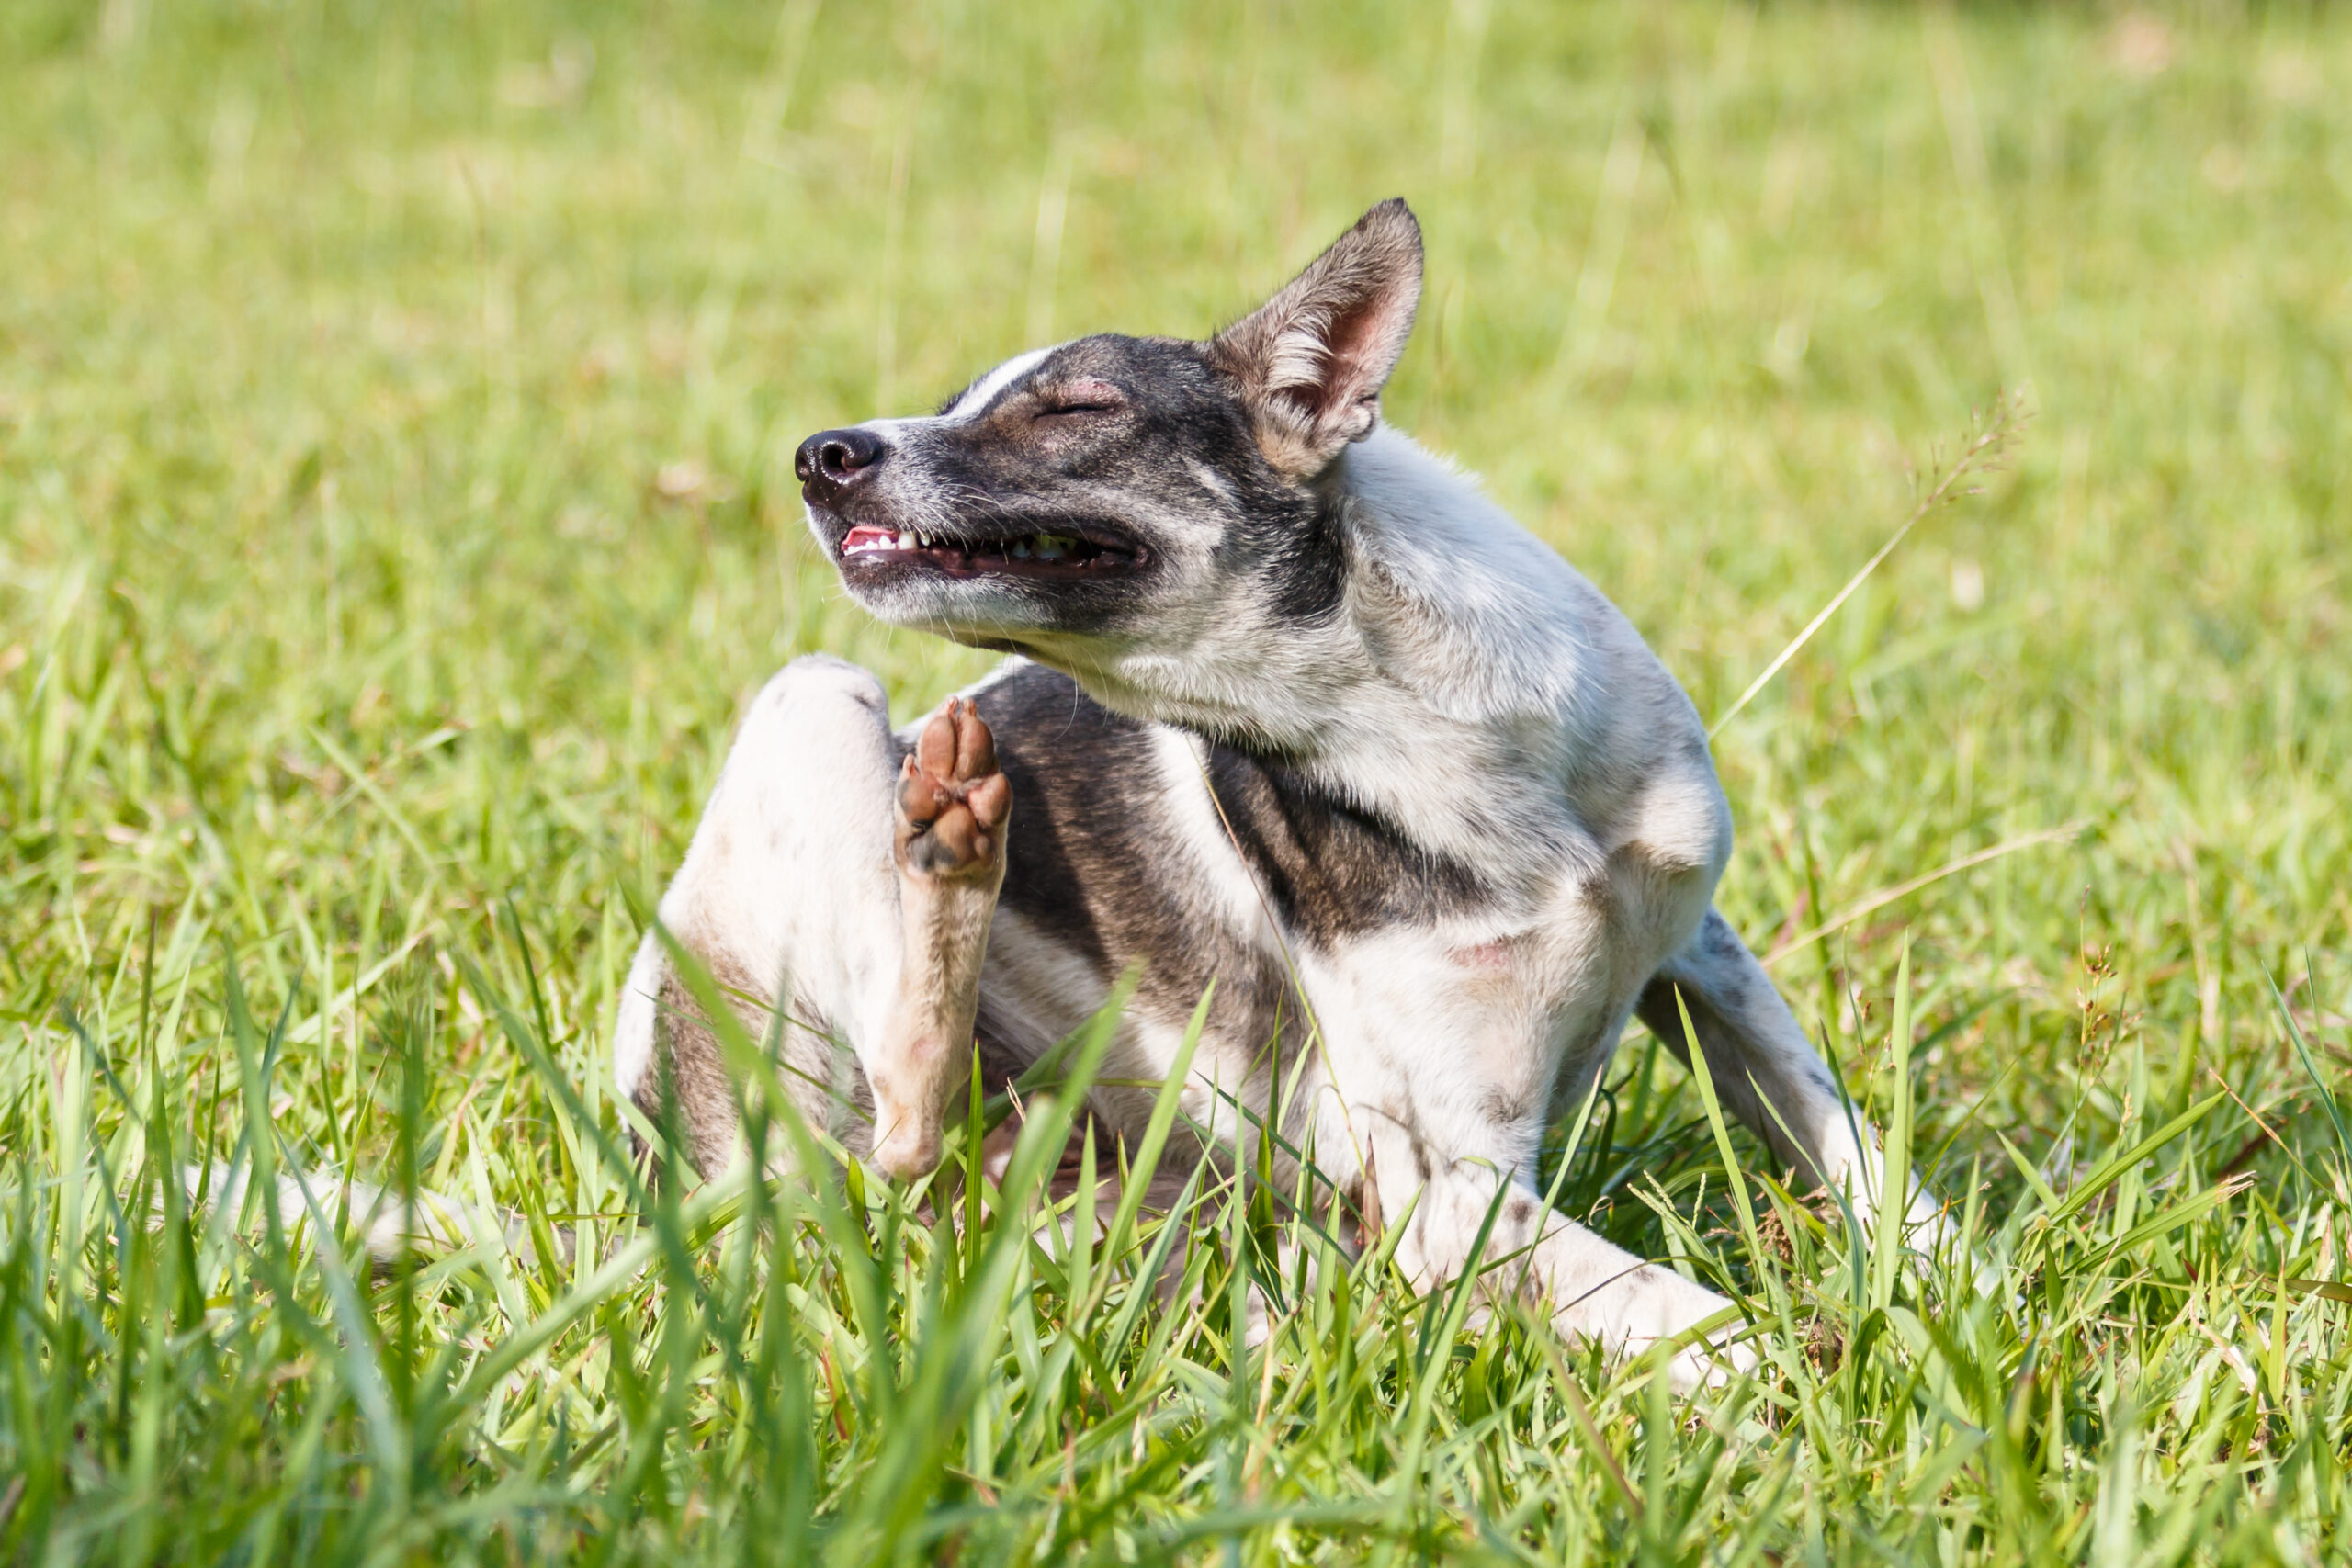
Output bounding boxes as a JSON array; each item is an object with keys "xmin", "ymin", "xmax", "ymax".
[{"xmin": 612, "ymin": 199, "xmax": 1929, "ymax": 1387}]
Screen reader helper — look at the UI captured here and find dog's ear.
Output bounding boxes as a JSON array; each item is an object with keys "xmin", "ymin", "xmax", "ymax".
[{"xmin": 1210, "ymin": 197, "xmax": 1423, "ymax": 479}]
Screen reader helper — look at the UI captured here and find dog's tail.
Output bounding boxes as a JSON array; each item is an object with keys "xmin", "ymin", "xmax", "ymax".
[{"xmin": 181, "ymin": 1162, "xmax": 575, "ymax": 1269}]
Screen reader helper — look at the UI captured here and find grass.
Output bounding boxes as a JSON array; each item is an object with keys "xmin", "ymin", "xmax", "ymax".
[{"xmin": 4, "ymin": 0, "xmax": 2350, "ymax": 1560}]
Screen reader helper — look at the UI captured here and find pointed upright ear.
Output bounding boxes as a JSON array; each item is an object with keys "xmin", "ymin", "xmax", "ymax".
[{"xmin": 1209, "ymin": 197, "xmax": 1423, "ymax": 479}]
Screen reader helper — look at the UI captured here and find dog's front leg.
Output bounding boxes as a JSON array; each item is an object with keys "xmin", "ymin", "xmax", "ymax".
[{"xmin": 1635, "ymin": 908, "xmax": 1944, "ymax": 1238}]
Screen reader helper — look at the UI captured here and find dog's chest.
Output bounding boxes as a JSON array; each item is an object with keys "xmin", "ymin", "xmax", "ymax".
[
  {"xmin": 975, "ymin": 664, "xmax": 1664, "ymax": 1112},
  {"xmin": 1288, "ymin": 866, "xmax": 1625, "ymax": 1089}
]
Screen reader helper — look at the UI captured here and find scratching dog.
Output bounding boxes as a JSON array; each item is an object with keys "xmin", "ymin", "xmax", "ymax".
[{"xmin": 613, "ymin": 199, "xmax": 1933, "ymax": 1387}]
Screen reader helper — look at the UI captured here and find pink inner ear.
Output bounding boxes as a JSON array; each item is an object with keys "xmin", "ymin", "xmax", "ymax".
[
  {"xmin": 1209, "ymin": 202, "xmax": 1423, "ymax": 450},
  {"xmin": 1306, "ymin": 291, "xmax": 1405, "ymax": 422}
]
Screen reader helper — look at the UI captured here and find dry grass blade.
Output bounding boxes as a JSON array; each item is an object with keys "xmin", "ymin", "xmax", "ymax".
[{"xmin": 1710, "ymin": 392, "xmax": 2030, "ymax": 739}]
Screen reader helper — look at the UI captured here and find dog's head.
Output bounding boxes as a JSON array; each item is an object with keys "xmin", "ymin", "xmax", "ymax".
[{"xmin": 796, "ymin": 199, "xmax": 1423, "ymax": 715}]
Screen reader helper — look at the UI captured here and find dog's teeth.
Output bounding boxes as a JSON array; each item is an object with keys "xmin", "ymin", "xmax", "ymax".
[
  {"xmin": 1011, "ymin": 541, "xmax": 1030, "ymax": 558},
  {"xmin": 895, "ymin": 530, "xmax": 915, "ymax": 550},
  {"xmin": 1033, "ymin": 536, "xmax": 1068, "ymax": 560}
]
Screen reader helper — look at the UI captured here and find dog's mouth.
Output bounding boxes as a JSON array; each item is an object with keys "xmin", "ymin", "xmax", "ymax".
[{"xmin": 835, "ymin": 521, "xmax": 1143, "ymax": 579}]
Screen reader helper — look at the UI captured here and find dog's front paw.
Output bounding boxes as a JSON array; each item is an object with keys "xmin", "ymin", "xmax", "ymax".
[
  {"xmin": 895, "ymin": 697, "xmax": 1011, "ymax": 879},
  {"xmin": 1667, "ymin": 1321, "xmax": 1758, "ymax": 1393},
  {"xmin": 1608, "ymin": 1264, "xmax": 1756, "ymax": 1395}
]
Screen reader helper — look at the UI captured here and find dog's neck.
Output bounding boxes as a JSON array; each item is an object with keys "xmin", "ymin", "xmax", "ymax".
[{"xmin": 1044, "ymin": 427, "xmax": 1648, "ymax": 872}]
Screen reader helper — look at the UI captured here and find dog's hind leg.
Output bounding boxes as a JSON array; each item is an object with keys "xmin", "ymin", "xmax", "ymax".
[
  {"xmin": 612, "ymin": 657, "xmax": 1009, "ymax": 1181},
  {"xmin": 1634, "ymin": 907, "xmax": 1939, "ymax": 1234},
  {"xmin": 875, "ymin": 694, "xmax": 1010, "ymax": 1176}
]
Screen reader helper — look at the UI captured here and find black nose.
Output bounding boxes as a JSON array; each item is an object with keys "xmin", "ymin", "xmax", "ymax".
[{"xmin": 794, "ymin": 427, "xmax": 886, "ymax": 504}]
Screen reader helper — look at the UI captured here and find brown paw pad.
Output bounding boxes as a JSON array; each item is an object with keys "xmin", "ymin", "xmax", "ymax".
[{"xmin": 895, "ymin": 696, "xmax": 1011, "ymax": 877}]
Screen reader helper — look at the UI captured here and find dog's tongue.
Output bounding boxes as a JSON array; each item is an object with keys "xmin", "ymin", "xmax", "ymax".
[{"xmin": 842, "ymin": 525, "xmax": 893, "ymax": 553}]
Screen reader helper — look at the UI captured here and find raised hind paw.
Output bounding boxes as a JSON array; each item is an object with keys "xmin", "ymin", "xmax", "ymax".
[
  {"xmin": 894, "ymin": 696, "xmax": 1011, "ymax": 880},
  {"xmin": 869, "ymin": 695, "xmax": 1009, "ymax": 1180}
]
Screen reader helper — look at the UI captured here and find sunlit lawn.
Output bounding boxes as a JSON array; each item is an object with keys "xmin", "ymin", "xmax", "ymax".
[{"xmin": 3, "ymin": 1, "xmax": 2349, "ymax": 1562}]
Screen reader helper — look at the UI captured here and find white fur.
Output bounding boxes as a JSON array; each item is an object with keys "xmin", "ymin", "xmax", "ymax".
[
  {"xmin": 939, "ymin": 347, "xmax": 1056, "ymax": 423},
  {"xmin": 612, "ymin": 930, "xmax": 666, "ymax": 1104},
  {"xmin": 181, "ymin": 1161, "xmax": 543, "ymax": 1265}
]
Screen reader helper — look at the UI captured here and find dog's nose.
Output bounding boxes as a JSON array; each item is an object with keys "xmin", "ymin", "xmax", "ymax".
[{"xmin": 795, "ymin": 427, "xmax": 886, "ymax": 504}]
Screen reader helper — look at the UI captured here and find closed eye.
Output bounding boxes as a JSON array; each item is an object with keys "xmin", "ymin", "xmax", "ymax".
[{"xmin": 1034, "ymin": 379, "xmax": 1125, "ymax": 420}]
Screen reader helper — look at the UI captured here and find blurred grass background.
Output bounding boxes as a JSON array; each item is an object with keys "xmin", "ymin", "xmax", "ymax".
[{"xmin": 3, "ymin": 0, "xmax": 2349, "ymax": 1561}]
